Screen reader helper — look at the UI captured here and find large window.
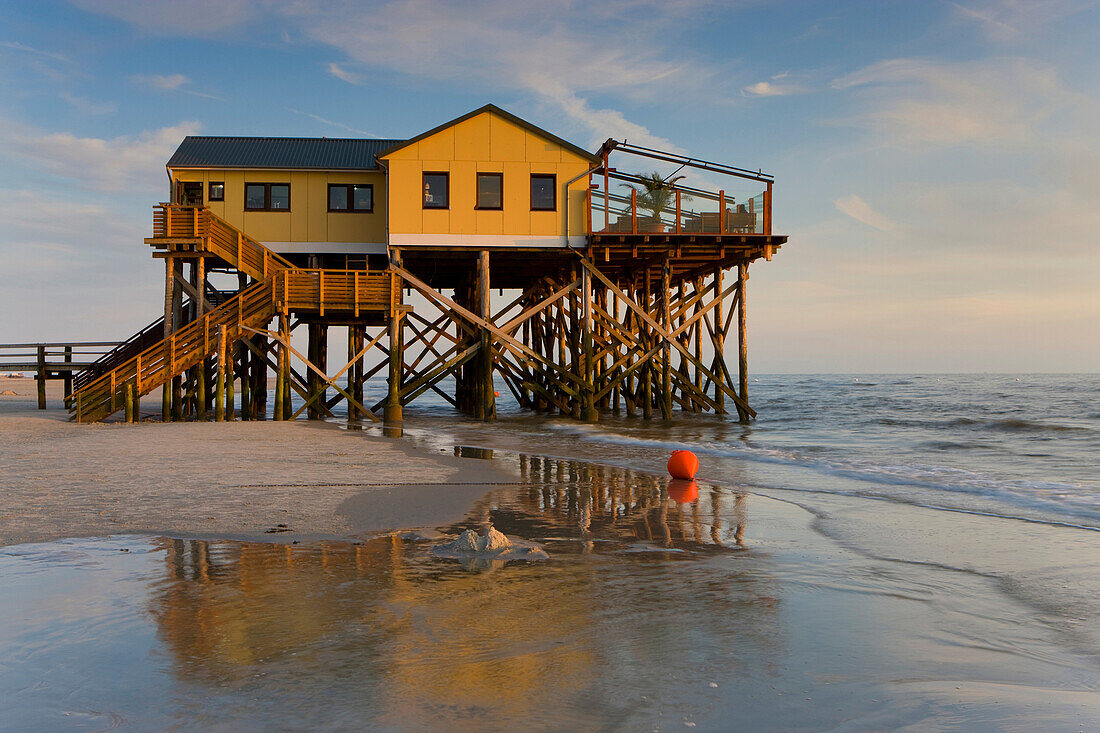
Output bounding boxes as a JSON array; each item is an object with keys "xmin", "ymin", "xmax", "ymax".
[
  {"xmin": 530, "ymin": 174, "xmax": 556, "ymax": 211},
  {"xmin": 245, "ymin": 183, "xmax": 290, "ymax": 211},
  {"xmin": 329, "ymin": 183, "xmax": 373, "ymax": 212},
  {"xmin": 423, "ymin": 172, "xmax": 448, "ymax": 209},
  {"xmin": 208, "ymin": 182, "xmax": 224, "ymax": 201},
  {"xmin": 476, "ymin": 172, "xmax": 503, "ymax": 210}
]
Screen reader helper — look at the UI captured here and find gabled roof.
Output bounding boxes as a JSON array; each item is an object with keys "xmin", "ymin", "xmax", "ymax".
[
  {"xmin": 167, "ymin": 137, "xmax": 406, "ymax": 170},
  {"xmin": 376, "ymin": 104, "xmax": 600, "ymax": 163}
]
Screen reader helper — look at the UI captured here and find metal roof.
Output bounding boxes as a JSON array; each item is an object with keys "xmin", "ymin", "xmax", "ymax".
[{"xmin": 167, "ymin": 137, "xmax": 406, "ymax": 170}]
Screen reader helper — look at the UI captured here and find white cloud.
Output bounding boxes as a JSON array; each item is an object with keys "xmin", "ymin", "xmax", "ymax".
[
  {"xmin": 132, "ymin": 73, "xmax": 220, "ymax": 99},
  {"xmin": 76, "ymin": 0, "xmax": 729, "ymax": 150},
  {"xmin": 138, "ymin": 73, "xmax": 188, "ymax": 90},
  {"xmin": 276, "ymin": 0, "xmax": 713, "ymax": 148},
  {"xmin": 284, "ymin": 107, "xmax": 376, "ymax": 137},
  {"xmin": 833, "ymin": 195, "xmax": 899, "ymax": 232},
  {"xmin": 60, "ymin": 92, "xmax": 117, "ymax": 115},
  {"xmin": 741, "ymin": 81, "xmax": 804, "ymax": 97},
  {"xmin": 70, "ymin": 0, "xmax": 255, "ymax": 35},
  {"xmin": 0, "ymin": 118, "xmax": 201, "ymax": 191},
  {"xmin": 950, "ymin": 0, "xmax": 1095, "ymax": 40},
  {"xmin": 1, "ymin": 40, "xmax": 69, "ymax": 62},
  {"xmin": 832, "ymin": 57, "xmax": 1080, "ymax": 147},
  {"xmin": 326, "ymin": 62, "xmax": 360, "ymax": 85}
]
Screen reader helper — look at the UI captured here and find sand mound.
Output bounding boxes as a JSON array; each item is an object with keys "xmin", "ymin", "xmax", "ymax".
[{"xmin": 432, "ymin": 526, "xmax": 549, "ymax": 562}]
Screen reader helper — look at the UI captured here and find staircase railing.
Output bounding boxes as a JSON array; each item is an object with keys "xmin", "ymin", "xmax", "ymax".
[
  {"xmin": 72, "ymin": 279, "xmax": 277, "ymax": 422},
  {"xmin": 151, "ymin": 204, "xmax": 294, "ymax": 279}
]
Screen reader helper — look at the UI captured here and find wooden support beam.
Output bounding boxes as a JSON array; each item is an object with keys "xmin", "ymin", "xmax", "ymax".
[
  {"xmin": 581, "ymin": 264, "xmax": 597, "ymax": 421},
  {"xmin": 736, "ymin": 262, "xmax": 750, "ymax": 423},
  {"xmin": 215, "ymin": 325, "xmax": 226, "ymax": 422},
  {"xmin": 578, "ymin": 257, "xmax": 755, "ymax": 418},
  {"xmin": 386, "ymin": 249, "xmax": 404, "ymax": 425},
  {"xmin": 661, "ymin": 258, "xmax": 673, "ymax": 419},
  {"xmin": 274, "ymin": 311, "xmax": 288, "ymax": 420}
]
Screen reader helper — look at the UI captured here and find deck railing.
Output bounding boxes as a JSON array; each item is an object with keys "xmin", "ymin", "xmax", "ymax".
[
  {"xmin": 277, "ymin": 269, "xmax": 396, "ymax": 316},
  {"xmin": 587, "ymin": 171, "xmax": 771, "ymax": 236}
]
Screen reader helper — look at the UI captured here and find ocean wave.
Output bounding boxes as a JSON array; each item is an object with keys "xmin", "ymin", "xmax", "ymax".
[
  {"xmin": 543, "ymin": 422, "xmax": 1100, "ymax": 526},
  {"xmin": 948, "ymin": 417, "xmax": 1088, "ymax": 433},
  {"xmin": 876, "ymin": 416, "xmax": 1090, "ymax": 434}
]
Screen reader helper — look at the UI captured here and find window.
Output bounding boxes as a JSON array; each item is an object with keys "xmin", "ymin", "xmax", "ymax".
[
  {"xmin": 208, "ymin": 182, "xmax": 224, "ymax": 201},
  {"xmin": 423, "ymin": 172, "xmax": 448, "ymax": 209},
  {"xmin": 531, "ymin": 174, "xmax": 556, "ymax": 211},
  {"xmin": 328, "ymin": 184, "xmax": 373, "ymax": 212},
  {"xmin": 244, "ymin": 183, "xmax": 290, "ymax": 211},
  {"xmin": 476, "ymin": 172, "xmax": 503, "ymax": 210}
]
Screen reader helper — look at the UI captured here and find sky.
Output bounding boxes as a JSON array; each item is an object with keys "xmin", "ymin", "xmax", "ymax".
[{"xmin": 1, "ymin": 0, "xmax": 1097, "ymax": 372}]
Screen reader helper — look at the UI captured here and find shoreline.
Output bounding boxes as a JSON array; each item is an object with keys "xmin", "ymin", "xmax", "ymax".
[{"xmin": 0, "ymin": 380, "xmax": 516, "ymax": 547}]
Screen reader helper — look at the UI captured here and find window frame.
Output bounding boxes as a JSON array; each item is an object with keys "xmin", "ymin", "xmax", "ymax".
[
  {"xmin": 328, "ymin": 183, "xmax": 374, "ymax": 213},
  {"xmin": 208, "ymin": 181, "xmax": 225, "ymax": 202},
  {"xmin": 422, "ymin": 171, "xmax": 449, "ymax": 210},
  {"xmin": 244, "ymin": 182, "xmax": 291, "ymax": 212},
  {"xmin": 530, "ymin": 173, "xmax": 557, "ymax": 212},
  {"xmin": 475, "ymin": 172, "xmax": 504, "ymax": 211}
]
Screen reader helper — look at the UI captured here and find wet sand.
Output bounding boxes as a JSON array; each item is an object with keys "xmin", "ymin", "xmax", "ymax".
[{"xmin": 0, "ymin": 379, "xmax": 514, "ymax": 546}]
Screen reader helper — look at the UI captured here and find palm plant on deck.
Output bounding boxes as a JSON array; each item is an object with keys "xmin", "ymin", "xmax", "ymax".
[{"xmin": 619, "ymin": 171, "xmax": 687, "ymax": 231}]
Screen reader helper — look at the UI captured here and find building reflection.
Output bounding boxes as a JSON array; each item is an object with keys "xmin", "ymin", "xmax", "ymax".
[{"xmin": 148, "ymin": 455, "xmax": 778, "ymax": 726}]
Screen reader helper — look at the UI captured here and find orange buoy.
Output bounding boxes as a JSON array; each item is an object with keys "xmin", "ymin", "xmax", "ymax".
[
  {"xmin": 667, "ymin": 478, "xmax": 699, "ymax": 504},
  {"xmin": 667, "ymin": 449, "xmax": 699, "ymax": 480},
  {"xmin": 494, "ymin": 391, "xmax": 499, "ymax": 397}
]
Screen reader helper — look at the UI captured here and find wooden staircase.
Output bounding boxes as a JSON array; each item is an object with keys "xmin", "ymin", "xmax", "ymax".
[{"xmin": 69, "ymin": 205, "xmax": 395, "ymax": 423}]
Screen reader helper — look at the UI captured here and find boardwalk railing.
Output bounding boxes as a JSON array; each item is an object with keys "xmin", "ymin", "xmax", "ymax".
[{"xmin": 0, "ymin": 342, "xmax": 121, "ymax": 409}]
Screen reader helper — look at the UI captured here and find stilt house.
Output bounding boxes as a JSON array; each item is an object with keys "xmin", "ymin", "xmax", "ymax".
[{"xmin": 68, "ymin": 104, "xmax": 787, "ymax": 424}]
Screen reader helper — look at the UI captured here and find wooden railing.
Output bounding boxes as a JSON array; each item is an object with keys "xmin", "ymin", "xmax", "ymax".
[
  {"xmin": 0, "ymin": 341, "xmax": 122, "ymax": 409},
  {"xmin": 72, "ymin": 279, "xmax": 277, "ymax": 423},
  {"xmin": 277, "ymin": 269, "xmax": 396, "ymax": 316},
  {"xmin": 70, "ymin": 207, "xmax": 397, "ymax": 422},
  {"xmin": 151, "ymin": 204, "xmax": 294, "ymax": 279}
]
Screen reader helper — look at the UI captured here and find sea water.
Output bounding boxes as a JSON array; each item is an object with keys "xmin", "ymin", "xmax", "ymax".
[{"xmin": 401, "ymin": 373, "xmax": 1100, "ymax": 531}]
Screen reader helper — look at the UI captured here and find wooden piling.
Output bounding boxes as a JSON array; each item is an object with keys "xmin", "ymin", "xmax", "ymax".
[
  {"xmin": 274, "ymin": 311, "xmax": 288, "ymax": 421},
  {"xmin": 712, "ymin": 266, "xmax": 725, "ymax": 413},
  {"xmin": 215, "ymin": 325, "xmax": 226, "ymax": 422},
  {"xmin": 225, "ymin": 341, "xmax": 235, "ymax": 421},
  {"xmin": 661, "ymin": 259, "xmax": 673, "ymax": 420},
  {"xmin": 385, "ymin": 250, "xmax": 404, "ymax": 425},
  {"xmin": 36, "ymin": 344, "xmax": 46, "ymax": 410},
  {"xmin": 476, "ymin": 250, "xmax": 495, "ymax": 421},
  {"xmin": 736, "ymin": 262, "xmax": 750, "ymax": 423},
  {"xmin": 63, "ymin": 345, "xmax": 73, "ymax": 408},
  {"xmin": 581, "ymin": 264, "xmax": 597, "ymax": 422}
]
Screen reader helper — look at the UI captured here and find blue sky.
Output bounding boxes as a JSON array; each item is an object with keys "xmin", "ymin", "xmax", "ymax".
[{"xmin": 1, "ymin": 0, "xmax": 1097, "ymax": 371}]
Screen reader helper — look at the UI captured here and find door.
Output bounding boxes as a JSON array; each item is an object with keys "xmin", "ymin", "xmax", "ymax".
[{"xmin": 181, "ymin": 182, "xmax": 204, "ymax": 206}]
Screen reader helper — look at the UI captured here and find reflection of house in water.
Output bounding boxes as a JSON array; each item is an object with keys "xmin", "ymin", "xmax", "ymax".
[
  {"xmin": 149, "ymin": 459, "xmax": 776, "ymax": 727},
  {"xmin": 466, "ymin": 454, "xmax": 750, "ymax": 551}
]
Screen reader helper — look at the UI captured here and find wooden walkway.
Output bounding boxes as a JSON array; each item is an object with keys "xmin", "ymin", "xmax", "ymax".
[{"xmin": 0, "ymin": 342, "xmax": 121, "ymax": 409}]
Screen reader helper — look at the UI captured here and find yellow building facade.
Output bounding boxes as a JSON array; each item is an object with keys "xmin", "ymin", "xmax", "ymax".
[{"xmin": 165, "ymin": 105, "xmax": 598, "ymax": 257}]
